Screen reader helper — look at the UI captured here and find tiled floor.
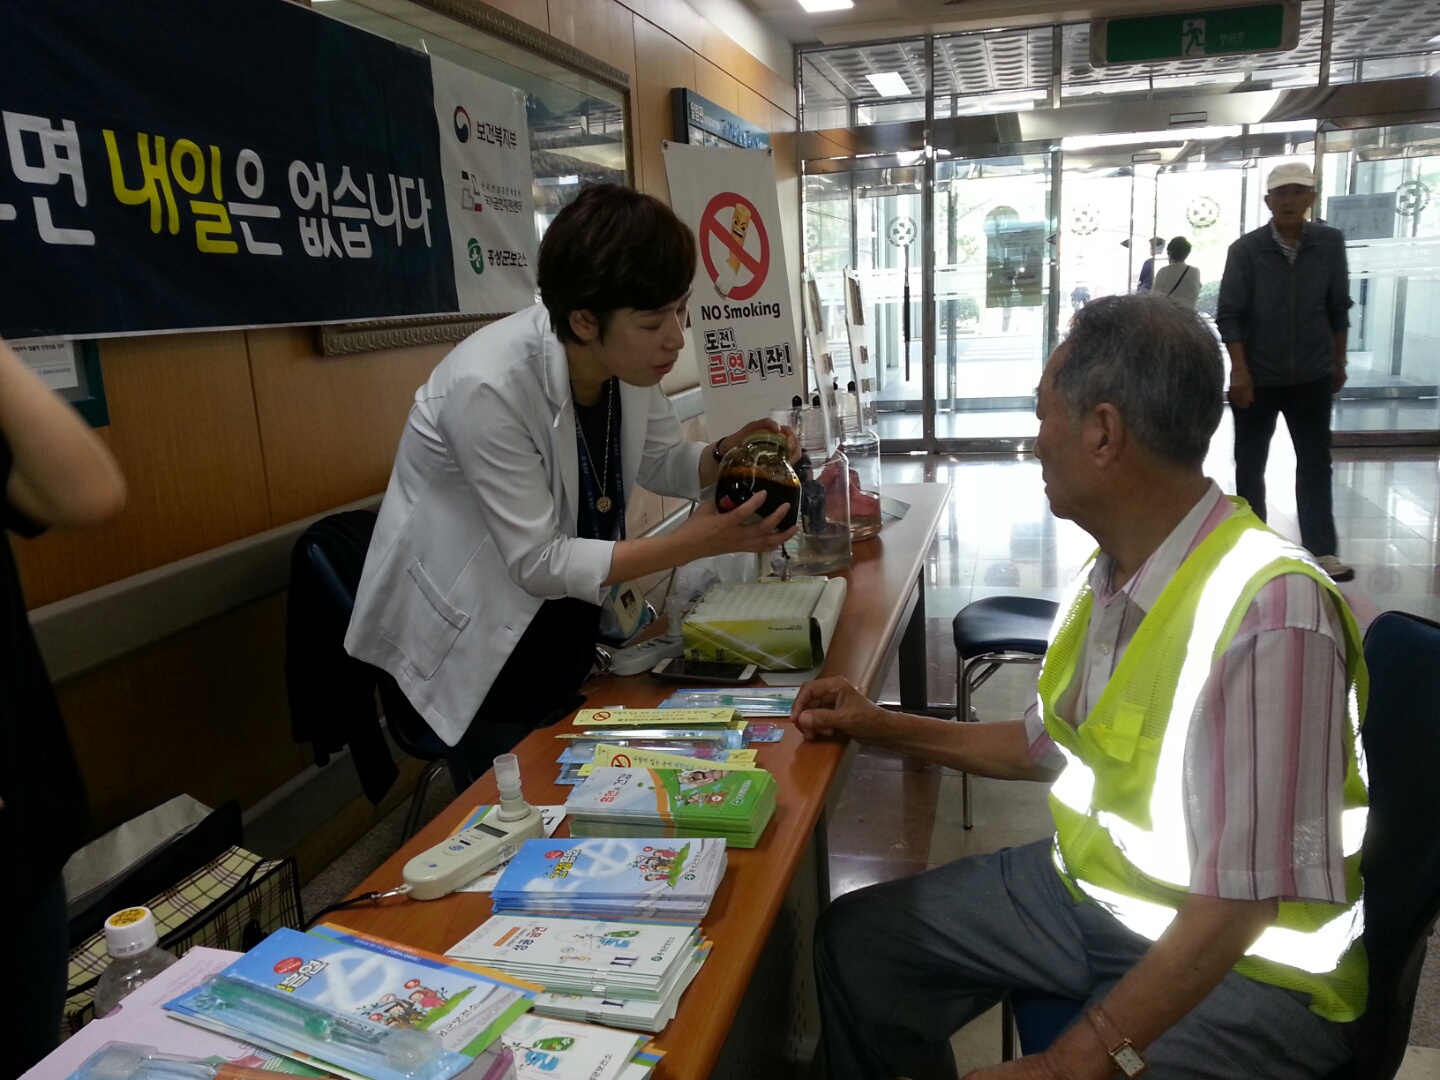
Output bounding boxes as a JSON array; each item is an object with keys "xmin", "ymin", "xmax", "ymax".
[{"xmin": 836, "ymin": 425, "xmax": 1440, "ymax": 1073}]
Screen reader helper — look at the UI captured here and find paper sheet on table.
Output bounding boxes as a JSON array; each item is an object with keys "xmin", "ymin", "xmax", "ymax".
[{"xmin": 759, "ymin": 666, "xmax": 820, "ymax": 686}]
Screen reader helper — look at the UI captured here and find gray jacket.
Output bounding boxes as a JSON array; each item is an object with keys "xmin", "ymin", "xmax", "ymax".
[{"xmin": 1215, "ymin": 222, "xmax": 1352, "ymax": 387}]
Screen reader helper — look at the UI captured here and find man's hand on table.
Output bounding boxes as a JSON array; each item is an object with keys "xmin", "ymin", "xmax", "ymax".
[{"xmin": 791, "ymin": 676, "xmax": 893, "ymax": 743}]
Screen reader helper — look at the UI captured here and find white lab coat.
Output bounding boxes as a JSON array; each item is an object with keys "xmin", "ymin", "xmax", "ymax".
[{"xmin": 345, "ymin": 304, "xmax": 704, "ymax": 746}]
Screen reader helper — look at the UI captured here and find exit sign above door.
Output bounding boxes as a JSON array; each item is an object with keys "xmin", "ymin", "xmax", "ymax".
[{"xmin": 1090, "ymin": 1, "xmax": 1299, "ymax": 66}]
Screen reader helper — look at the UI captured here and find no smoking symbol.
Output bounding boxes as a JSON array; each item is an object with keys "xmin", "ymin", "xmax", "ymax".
[{"xmin": 700, "ymin": 191, "xmax": 769, "ymax": 302}]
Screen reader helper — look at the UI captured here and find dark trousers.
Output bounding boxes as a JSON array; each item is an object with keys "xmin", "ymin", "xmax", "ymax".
[
  {"xmin": 814, "ymin": 840, "xmax": 1350, "ymax": 1080},
  {"xmin": 1231, "ymin": 376, "xmax": 1338, "ymax": 558},
  {"xmin": 2, "ymin": 876, "xmax": 68, "ymax": 1080}
]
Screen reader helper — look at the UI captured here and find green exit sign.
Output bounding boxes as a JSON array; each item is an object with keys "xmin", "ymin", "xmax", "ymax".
[{"xmin": 1091, "ymin": 1, "xmax": 1299, "ymax": 66}]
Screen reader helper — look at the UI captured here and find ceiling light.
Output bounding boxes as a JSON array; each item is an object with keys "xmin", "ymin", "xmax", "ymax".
[
  {"xmin": 865, "ymin": 72, "xmax": 912, "ymax": 97},
  {"xmin": 798, "ymin": 0, "xmax": 854, "ymax": 11}
]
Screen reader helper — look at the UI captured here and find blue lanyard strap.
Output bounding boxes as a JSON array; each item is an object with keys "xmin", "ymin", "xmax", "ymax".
[{"xmin": 574, "ymin": 401, "xmax": 625, "ymax": 541}]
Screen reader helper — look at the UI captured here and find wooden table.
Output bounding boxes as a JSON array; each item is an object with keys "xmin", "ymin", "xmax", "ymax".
[{"xmin": 335, "ymin": 481, "xmax": 949, "ymax": 1079}]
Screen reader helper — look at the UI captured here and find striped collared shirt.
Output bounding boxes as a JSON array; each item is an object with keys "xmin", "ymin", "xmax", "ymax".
[{"xmin": 1024, "ymin": 481, "xmax": 1349, "ymax": 903}]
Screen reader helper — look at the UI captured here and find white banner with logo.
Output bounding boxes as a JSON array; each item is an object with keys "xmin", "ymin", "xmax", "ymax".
[
  {"xmin": 663, "ymin": 142, "xmax": 802, "ymax": 436},
  {"xmin": 432, "ymin": 56, "xmax": 537, "ymax": 315}
]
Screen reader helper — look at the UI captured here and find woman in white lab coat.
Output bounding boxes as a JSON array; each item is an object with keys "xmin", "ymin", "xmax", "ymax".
[{"xmin": 346, "ymin": 184, "xmax": 795, "ymax": 784}]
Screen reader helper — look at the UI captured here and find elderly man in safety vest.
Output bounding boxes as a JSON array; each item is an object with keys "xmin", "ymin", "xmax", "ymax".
[{"xmin": 794, "ymin": 292, "xmax": 1366, "ymax": 1080}]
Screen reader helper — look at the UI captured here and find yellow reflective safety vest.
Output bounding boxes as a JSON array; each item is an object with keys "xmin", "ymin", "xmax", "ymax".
[{"xmin": 1040, "ymin": 504, "xmax": 1369, "ymax": 1022}]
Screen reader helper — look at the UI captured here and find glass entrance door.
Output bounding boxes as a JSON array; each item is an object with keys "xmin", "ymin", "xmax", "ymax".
[{"xmin": 931, "ymin": 152, "xmax": 1056, "ymax": 443}]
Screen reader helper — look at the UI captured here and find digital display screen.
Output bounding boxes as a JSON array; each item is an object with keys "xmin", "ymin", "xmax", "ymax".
[{"xmin": 471, "ymin": 822, "xmax": 508, "ymax": 839}]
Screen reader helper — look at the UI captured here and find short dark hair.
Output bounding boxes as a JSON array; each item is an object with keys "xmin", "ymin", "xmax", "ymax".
[
  {"xmin": 1167, "ymin": 236, "xmax": 1192, "ymax": 261},
  {"xmin": 537, "ymin": 184, "xmax": 697, "ymax": 344},
  {"xmin": 1150, "ymin": 236, "xmax": 1165, "ymax": 250},
  {"xmin": 1054, "ymin": 294, "xmax": 1223, "ymax": 468}
]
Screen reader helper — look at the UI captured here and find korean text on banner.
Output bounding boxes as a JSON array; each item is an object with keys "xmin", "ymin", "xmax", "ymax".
[
  {"xmin": 663, "ymin": 142, "xmax": 801, "ymax": 437},
  {"xmin": 430, "ymin": 56, "xmax": 537, "ymax": 315},
  {"xmin": 0, "ymin": 0, "xmax": 540, "ymax": 340}
]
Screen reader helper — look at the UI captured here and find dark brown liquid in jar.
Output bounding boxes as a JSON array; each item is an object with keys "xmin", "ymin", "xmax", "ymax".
[{"xmin": 715, "ymin": 467, "xmax": 800, "ymax": 531}]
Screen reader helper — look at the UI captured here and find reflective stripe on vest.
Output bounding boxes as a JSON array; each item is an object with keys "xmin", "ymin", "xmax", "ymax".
[{"xmin": 1039, "ymin": 510, "xmax": 1368, "ymax": 1016}]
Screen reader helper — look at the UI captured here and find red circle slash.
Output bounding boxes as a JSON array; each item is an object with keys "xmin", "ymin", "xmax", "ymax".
[{"xmin": 699, "ymin": 191, "xmax": 770, "ymax": 302}]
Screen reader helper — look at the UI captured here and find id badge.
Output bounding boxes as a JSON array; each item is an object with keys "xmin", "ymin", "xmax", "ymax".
[{"xmin": 597, "ymin": 579, "xmax": 650, "ymax": 645}]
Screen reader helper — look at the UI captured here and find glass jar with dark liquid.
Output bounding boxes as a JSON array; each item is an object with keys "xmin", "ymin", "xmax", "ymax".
[{"xmin": 714, "ymin": 432, "xmax": 800, "ymax": 531}]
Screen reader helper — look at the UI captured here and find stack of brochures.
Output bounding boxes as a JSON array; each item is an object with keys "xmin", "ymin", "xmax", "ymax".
[
  {"xmin": 447, "ymin": 915, "xmax": 710, "ymax": 1033},
  {"xmin": 565, "ymin": 766, "xmax": 777, "ymax": 848},
  {"xmin": 499, "ymin": 1014, "xmax": 660, "ymax": 1080},
  {"xmin": 490, "ymin": 837, "xmax": 728, "ymax": 922},
  {"xmin": 164, "ymin": 925, "xmax": 536, "ymax": 1080}
]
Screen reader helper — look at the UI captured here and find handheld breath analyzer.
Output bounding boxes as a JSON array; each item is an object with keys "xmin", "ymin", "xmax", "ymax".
[{"xmin": 401, "ymin": 754, "xmax": 544, "ymax": 900}]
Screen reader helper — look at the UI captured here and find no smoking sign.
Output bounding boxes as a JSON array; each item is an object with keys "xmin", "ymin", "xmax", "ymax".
[{"xmin": 700, "ymin": 191, "xmax": 769, "ymax": 301}]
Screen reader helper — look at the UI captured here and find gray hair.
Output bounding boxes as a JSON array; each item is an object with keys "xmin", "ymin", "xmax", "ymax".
[{"xmin": 1054, "ymin": 294, "xmax": 1223, "ymax": 468}]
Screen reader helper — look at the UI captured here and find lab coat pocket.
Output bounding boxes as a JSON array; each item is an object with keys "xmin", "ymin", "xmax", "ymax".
[{"xmin": 378, "ymin": 558, "xmax": 472, "ymax": 680}]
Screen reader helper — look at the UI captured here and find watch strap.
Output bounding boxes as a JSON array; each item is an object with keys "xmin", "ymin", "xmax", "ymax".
[{"xmin": 1085, "ymin": 1005, "xmax": 1147, "ymax": 1078}]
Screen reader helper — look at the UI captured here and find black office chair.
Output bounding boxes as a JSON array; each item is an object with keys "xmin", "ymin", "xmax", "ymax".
[
  {"xmin": 289, "ymin": 511, "xmax": 450, "ymax": 843},
  {"xmin": 999, "ymin": 609, "xmax": 1440, "ymax": 1079},
  {"xmin": 952, "ymin": 596, "xmax": 1058, "ymax": 829}
]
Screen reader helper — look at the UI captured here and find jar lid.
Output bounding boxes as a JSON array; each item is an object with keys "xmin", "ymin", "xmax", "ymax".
[
  {"xmin": 104, "ymin": 906, "xmax": 159, "ymax": 958},
  {"xmin": 740, "ymin": 431, "xmax": 788, "ymax": 451}
]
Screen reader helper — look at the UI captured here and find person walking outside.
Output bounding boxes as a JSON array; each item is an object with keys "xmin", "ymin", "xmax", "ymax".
[
  {"xmin": 1217, "ymin": 160, "xmax": 1354, "ymax": 581},
  {"xmin": 1153, "ymin": 236, "xmax": 1201, "ymax": 310},
  {"xmin": 1136, "ymin": 236, "xmax": 1166, "ymax": 291}
]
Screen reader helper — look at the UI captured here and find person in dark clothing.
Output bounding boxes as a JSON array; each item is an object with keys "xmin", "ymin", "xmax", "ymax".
[
  {"xmin": 1216, "ymin": 160, "xmax": 1355, "ymax": 582},
  {"xmin": 1136, "ymin": 236, "xmax": 1166, "ymax": 292},
  {"xmin": 0, "ymin": 337, "xmax": 126, "ymax": 1079}
]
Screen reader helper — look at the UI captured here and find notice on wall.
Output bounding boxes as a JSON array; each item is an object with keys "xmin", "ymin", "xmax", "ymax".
[
  {"xmin": 663, "ymin": 141, "xmax": 802, "ymax": 437},
  {"xmin": 12, "ymin": 338, "xmax": 79, "ymax": 389},
  {"xmin": 0, "ymin": 0, "xmax": 536, "ymax": 341}
]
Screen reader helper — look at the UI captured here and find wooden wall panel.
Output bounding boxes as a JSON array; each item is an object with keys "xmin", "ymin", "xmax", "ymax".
[
  {"xmin": 59, "ymin": 595, "xmax": 301, "ymax": 834},
  {"xmin": 631, "ymin": 16, "xmax": 697, "ymax": 199},
  {"xmin": 623, "ymin": 0, "xmax": 705, "ymax": 55},
  {"xmin": 695, "ymin": 58, "xmax": 740, "ymax": 116},
  {"xmin": 630, "ymin": 16, "xmax": 696, "ymax": 198},
  {"xmin": 548, "ymin": 0, "xmax": 637, "ymax": 84},
  {"xmin": 14, "ymin": 331, "xmax": 271, "ymax": 608},
  {"xmin": 247, "ymin": 329, "xmax": 447, "ymax": 526}
]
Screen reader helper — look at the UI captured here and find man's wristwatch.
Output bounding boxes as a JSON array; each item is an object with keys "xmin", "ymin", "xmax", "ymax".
[{"xmin": 1085, "ymin": 1005, "xmax": 1147, "ymax": 1078}]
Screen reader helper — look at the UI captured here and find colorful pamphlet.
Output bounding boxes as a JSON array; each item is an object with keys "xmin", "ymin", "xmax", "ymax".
[
  {"xmin": 165, "ymin": 927, "xmax": 536, "ymax": 1080},
  {"xmin": 527, "ymin": 942, "xmax": 707, "ymax": 1033},
  {"xmin": 565, "ymin": 767, "xmax": 776, "ymax": 848},
  {"xmin": 490, "ymin": 837, "xmax": 728, "ymax": 922},
  {"xmin": 447, "ymin": 915, "xmax": 701, "ymax": 1000},
  {"xmin": 499, "ymin": 1014, "xmax": 657, "ymax": 1080}
]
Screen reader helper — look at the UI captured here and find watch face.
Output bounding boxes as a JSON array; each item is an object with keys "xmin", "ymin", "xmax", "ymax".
[{"xmin": 1113, "ymin": 1043, "xmax": 1147, "ymax": 1077}]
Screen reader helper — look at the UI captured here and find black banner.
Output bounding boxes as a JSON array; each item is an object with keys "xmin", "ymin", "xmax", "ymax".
[{"xmin": 0, "ymin": 0, "xmax": 461, "ymax": 339}]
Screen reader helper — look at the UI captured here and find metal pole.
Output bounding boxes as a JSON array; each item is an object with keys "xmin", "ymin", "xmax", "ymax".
[{"xmin": 921, "ymin": 32, "xmax": 937, "ymax": 447}]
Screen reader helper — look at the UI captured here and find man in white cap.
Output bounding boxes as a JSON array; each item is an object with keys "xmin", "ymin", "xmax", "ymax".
[{"xmin": 1216, "ymin": 160, "xmax": 1354, "ymax": 581}]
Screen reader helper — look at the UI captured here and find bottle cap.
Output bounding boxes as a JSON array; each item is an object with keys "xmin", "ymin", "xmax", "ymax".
[{"xmin": 104, "ymin": 906, "xmax": 159, "ymax": 958}]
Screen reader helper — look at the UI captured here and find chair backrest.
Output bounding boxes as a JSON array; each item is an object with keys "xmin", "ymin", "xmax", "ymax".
[{"xmin": 1347, "ymin": 610, "xmax": 1440, "ymax": 1078}]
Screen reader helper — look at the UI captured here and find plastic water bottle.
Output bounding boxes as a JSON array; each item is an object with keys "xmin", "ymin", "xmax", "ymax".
[{"xmin": 93, "ymin": 906, "xmax": 178, "ymax": 1017}]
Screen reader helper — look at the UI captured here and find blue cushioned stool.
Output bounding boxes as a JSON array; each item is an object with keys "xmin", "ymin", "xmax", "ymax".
[{"xmin": 952, "ymin": 595, "xmax": 1058, "ymax": 828}]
